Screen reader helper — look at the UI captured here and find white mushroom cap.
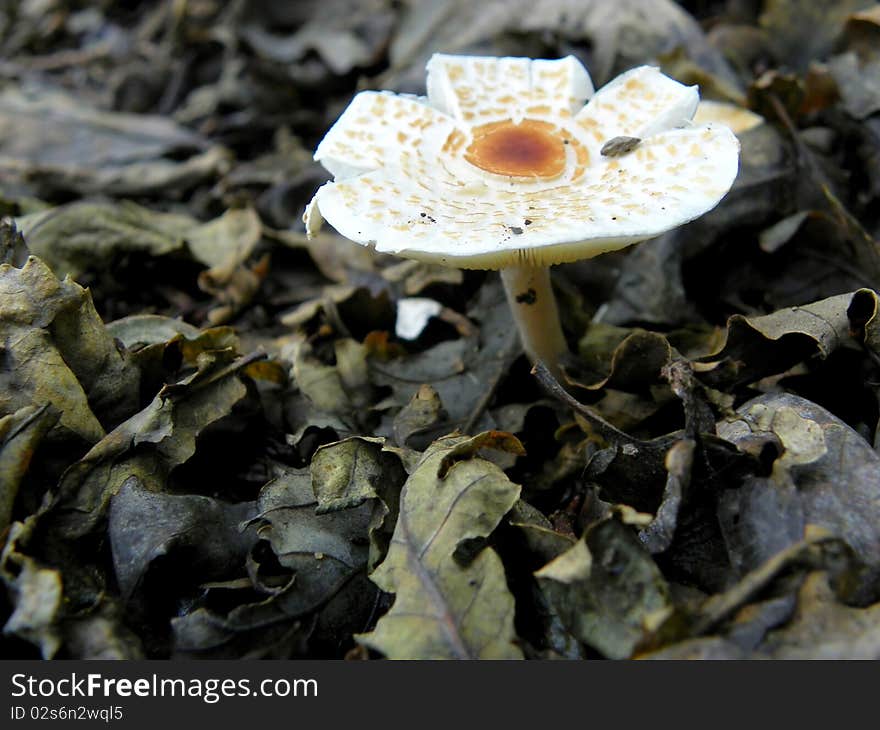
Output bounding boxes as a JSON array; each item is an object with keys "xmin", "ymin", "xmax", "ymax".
[
  {"xmin": 693, "ymin": 100, "xmax": 764, "ymax": 135},
  {"xmin": 306, "ymin": 55, "xmax": 740, "ymax": 270}
]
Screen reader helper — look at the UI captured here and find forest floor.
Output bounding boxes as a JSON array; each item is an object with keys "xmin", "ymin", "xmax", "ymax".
[{"xmin": 3, "ymin": 0, "xmax": 880, "ymax": 659}]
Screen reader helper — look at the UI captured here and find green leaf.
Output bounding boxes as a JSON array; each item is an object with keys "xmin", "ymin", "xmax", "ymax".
[
  {"xmin": 357, "ymin": 433, "xmax": 522, "ymax": 659},
  {"xmin": 389, "ymin": 0, "xmax": 735, "ymax": 89}
]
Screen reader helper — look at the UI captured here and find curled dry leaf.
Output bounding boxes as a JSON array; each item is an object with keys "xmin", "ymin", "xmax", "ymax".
[
  {"xmin": 310, "ymin": 436, "xmax": 407, "ymax": 569},
  {"xmin": 718, "ymin": 392, "xmax": 880, "ymax": 596},
  {"xmin": 697, "ymin": 289, "xmax": 877, "ymax": 388},
  {"xmin": 109, "ymin": 477, "xmax": 257, "ymax": 602},
  {"xmin": 45, "ymin": 350, "xmax": 254, "ymax": 538},
  {"xmin": 247, "ymin": 460, "xmax": 386, "ymax": 645},
  {"xmin": 536, "ymin": 516, "xmax": 673, "ymax": 659},
  {"xmin": 0, "ymin": 256, "xmax": 140, "ymax": 442}
]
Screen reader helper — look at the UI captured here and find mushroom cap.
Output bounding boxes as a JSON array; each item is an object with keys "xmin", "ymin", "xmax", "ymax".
[
  {"xmin": 693, "ymin": 100, "xmax": 764, "ymax": 135},
  {"xmin": 306, "ymin": 54, "xmax": 740, "ymax": 270}
]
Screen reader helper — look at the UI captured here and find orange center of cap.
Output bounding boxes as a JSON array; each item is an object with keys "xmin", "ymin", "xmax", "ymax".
[{"xmin": 464, "ymin": 119, "xmax": 569, "ymax": 178}]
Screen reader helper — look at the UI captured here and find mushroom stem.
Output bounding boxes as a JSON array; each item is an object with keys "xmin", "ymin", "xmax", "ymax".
[{"xmin": 500, "ymin": 265, "xmax": 568, "ymax": 378}]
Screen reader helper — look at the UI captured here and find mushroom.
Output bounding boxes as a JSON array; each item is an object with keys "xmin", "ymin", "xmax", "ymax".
[
  {"xmin": 305, "ymin": 54, "xmax": 740, "ymax": 378},
  {"xmin": 693, "ymin": 99, "xmax": 764, "ymax": 135}
]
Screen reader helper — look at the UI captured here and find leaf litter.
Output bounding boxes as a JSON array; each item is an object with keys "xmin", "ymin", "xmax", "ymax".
[{"xmin": 3, "ymin": 0, "xmax": 880, "ymax": 660}]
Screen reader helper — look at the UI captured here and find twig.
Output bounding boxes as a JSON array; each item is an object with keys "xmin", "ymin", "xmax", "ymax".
[{"xmin": 532, "ymin": 361, "xmax": 647, "ymax": 447}]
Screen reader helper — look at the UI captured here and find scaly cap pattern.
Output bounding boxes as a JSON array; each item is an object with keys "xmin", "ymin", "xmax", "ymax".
[{"xmin": 306, "ymin": 54, "xmax": 740, "ymax": 270}]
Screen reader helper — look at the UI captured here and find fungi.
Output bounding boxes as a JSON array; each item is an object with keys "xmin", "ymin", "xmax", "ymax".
[
  {"xmin": 693, "ymin": 100, "xmax": 764, "ymax": 134},
  {"xmin": 306, "ymin": 54, "xmax": 740, "ymax": 378}
]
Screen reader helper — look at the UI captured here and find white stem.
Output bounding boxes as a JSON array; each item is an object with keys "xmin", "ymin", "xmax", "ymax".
[{"xmin": 500, "ymin": 265, "xmax": 568, "ymax": 378}]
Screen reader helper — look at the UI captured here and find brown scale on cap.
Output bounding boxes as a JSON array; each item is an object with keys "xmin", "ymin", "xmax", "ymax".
[{"xmin": 464, "ymin": 119, "xmax": 570, "ymax": 178}]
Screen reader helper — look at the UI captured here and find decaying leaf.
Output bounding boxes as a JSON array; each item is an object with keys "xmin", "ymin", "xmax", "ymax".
[
  {"xmin": 45, "ymin": 350, "xmax": 254, "ymax": 538},
  {"xmin": 241, "ymin": 0, "xmax": 395, "ymax": 75},
  {"xmin": 576, "ymin": 326, "xmax": 676, "ymax": 392},
  {"xmin": 436, "ymin": 430, "xmax": 525, "ymax": 478},
  {"xmin": 248, "ymin": 463, "xmax": 380, "ymax": 632},
  {"xmin": 698, "ymin": 289, "xmax": 875, "ymax": 388},
  {"xmin": 171, "ymin": 606, "xmax": 310, "ymax": 660},
  {"xmin": 392, "ymin": 384, "xmax": 448, "ymax": 449},
  {"xmin": 61, "ymin": 600, "xmax": 145, "ymax": 660},
  {"xmin": 535, "ymin": 362, "xmax": 679, "ymax": 511},
  {"xmin": 311, "ymin": 436, "xmax": 407, "ymax": 569},
  {"xmin": 829, "ymin": 52, "xmax": 880, "ymax": 120},
  {"xmin": 759, "ymin": 0, "xmax": 870, "ymax": 72},
  {"xmin": 389, "ymin": 0, "xmax": 737, "ymax": 89},
  {"xmin": 1, "ymin": 520, "xmax": 64, "ymax": 658},
  {"xmin": 3, "ymin": 0, "xmax": 880, "ymax": 662},
  {"xmin": 718, "ymin": 392, "xmax": 880, "ymax": 595},
  {"xmin": 0, "ymin": 405, "xmax": 59, "ymax": 532},
  {"xmin": 757, "ymin": 572, "xmax": 880, "ymax": 659},
  {"xmin": 358, "ymin": 434, "xmax": 522, "ymax": 659},
  {"xmin": 0, "ymin": 86, "xmax": 226, "ymax": 197},
  {"xmin": 16, "ymin": 201, "xmax": 194, "ymax": 279},
  {"xmin": 0, "ymin": 219, "xmax": 29, "ymax": 266},
  {"xmin": 0, "ymin": 256, "xmax": 140, "ymax": 442},
  {"xmin": 109, "ymin": 477, "xmax": 257, "ymax": 601},
  {"xmin": 638, "ymin": 439, "xmax": 693, "ymax": 554},
  {"xmin": 371, "ymin": 279, "xmax": 527, "ymax": 441},
  {"xmin": 508, "ymin": 500, "xmax": 577, "ymax": 564},
  {"xmin": 536, "ymin": 516, "xmax": 672, "ymax": 658},
  {"xmin": 17, "ymin": 201, "xmax": 264, "ymax": 302}
]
